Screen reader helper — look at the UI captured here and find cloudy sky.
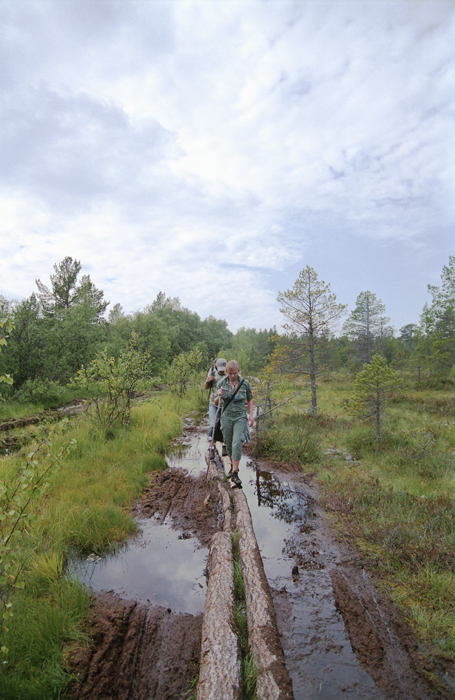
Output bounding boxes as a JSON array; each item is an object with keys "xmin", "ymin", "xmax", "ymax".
[{"xmin": 0, "ymin": 0, "xmax": 453, "ymax": 334}]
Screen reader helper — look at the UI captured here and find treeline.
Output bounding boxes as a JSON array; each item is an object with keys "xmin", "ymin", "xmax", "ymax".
[
  {"xmin": 1, "ymin": 255, "xmax": 454, "ymax": 402},
  {"xmin": 0, "ymin": 257, "xmax": 276, "ymax": 398},
  {"xmin": 274, "ymin": 257, "xmax": 455, "ymax": 393}
]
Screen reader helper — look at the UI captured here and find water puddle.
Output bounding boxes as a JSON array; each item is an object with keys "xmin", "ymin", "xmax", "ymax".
[
  {"xmin": 237, "ymin": 454, "xmax": 384, "ymax": 700},
  {"xmin": 69, "ymin": 517, "xmax": 207, "ymax": 614},
  {"xmin": 68, "ymin": 430, "xmax": 212, "ymax": 615}
]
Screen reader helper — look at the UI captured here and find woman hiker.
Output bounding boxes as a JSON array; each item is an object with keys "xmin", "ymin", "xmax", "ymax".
[{"xmin": 214, "ymin": 360, "xmax": 254, "ymax": 487}]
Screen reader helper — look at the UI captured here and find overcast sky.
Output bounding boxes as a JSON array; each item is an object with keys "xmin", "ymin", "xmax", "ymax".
[{"xmin": 0, "ymin": 0, "xmax": 453, "ymax": 334}]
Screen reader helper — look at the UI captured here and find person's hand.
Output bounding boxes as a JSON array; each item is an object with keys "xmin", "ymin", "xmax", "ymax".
[
  {"xmin": 218, "ymin": 387, "xmax": 224, "ymax": 397},
  {"xmin": 248, "ymin": 416, "xmax": 254, "ymax": 427}
]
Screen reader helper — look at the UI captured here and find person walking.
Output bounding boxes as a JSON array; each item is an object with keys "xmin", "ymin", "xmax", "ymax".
[
  {"xmin": 214, "ymin": 360, "xmax": 254, "ymax": 487},
  {"xmin": 204, "ymin": 358, "xmax": 227, "ymax": 458}
]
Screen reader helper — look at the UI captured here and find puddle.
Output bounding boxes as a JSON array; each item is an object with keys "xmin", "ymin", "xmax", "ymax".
[
  {"xmin": 240, "ymin": 462, "xmax": 310, "ymax": 580},
  {"xmin": 69, "ymin": 517, "xmax": 207, "ymax": 614},
  {"xmin": 237, "ymin": 455, "xmax": 385, "ymax": 700},
  {"xmin": 165, "ymin": 431, "xmax": 210, "ymax": 476},
  {"xmin": 68, "ymin": 429, "xmax": 212, "ymax": 615}
]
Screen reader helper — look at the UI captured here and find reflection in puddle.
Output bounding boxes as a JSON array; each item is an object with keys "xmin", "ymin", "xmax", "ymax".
[
  {"xmin": 69, "ymin": 517, "xmax": 207, "ymax": 614},
  {"xmin": 254, "ymin": 467, "xmax": 305, "ymax": 523},
  {"xmin": 240, "ymin": 459, "xmax": 309, "ymax": 581},
  {"xmin": 166, "ymin": 432, "xmax": 210, "ymax": 476},
  {"xmin": 68, "ymin": 430, "xmax": 211, "ymax": 615}
]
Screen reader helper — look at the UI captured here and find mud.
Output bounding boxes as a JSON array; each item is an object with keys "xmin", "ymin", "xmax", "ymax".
[
  {"xmin": 267, "ymin": 468, "xmax": 455, "ymax": 699},
  {"xmin": 67, "ymin": 593, "xmax": 202, "ymax": 700},
  {"xmin": 68, "ymin": 427, "xmax": 222, "ymax": 700},
  {"xmin": 66, "ymin": 421, "xmax": 455, "ymax": 700}
]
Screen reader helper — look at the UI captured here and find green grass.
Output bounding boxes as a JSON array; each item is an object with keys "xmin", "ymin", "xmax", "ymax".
[
  {"xmin": 231, "ymin": 531, "xmax": 258, "ymax": 700},
  {"xmin": 253, "ymin": 372, "xmax": 455, "ymax": 664},
  {"xmin": 0, "ymin": 387, "xmax": 206, "ymax": 697}
]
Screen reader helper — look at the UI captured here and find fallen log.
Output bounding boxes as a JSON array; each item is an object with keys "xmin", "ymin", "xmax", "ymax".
[
  {"xmin": 197, "ymin": 531, "xmax": 242, "ymax": 700},
  {"xmin": 201, "ymin": 440, "xmax": 294, "ymax": 699},
  {"xmin": 234, "ymin": 489, "xmax": 294, "ymax": 700}
]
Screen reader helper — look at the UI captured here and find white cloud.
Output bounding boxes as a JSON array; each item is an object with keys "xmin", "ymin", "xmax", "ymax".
[{"xmin": 0, "ymin": 0, "xmax": 453, "ymax": 334}]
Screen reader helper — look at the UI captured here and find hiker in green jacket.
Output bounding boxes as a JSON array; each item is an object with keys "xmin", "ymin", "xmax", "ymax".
[{"xmin": 214, "ymin": 360, "xmax": 254, "ymax": 487}]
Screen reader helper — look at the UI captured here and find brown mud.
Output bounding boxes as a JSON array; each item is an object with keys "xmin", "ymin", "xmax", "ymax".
[{"xmin": 66, "ymin": 423, "xmax": 455, "ymax": 700}]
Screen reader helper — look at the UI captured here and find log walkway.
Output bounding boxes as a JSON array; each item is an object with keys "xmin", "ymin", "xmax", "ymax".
[{"xmin": 197, "ymin": 443, "xmax": 294, "ymax": 700}]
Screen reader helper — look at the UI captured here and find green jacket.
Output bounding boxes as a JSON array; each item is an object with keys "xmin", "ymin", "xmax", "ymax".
[{"xmin": 216, "ymin": 376, "xmax": 253, "ymax": 419}]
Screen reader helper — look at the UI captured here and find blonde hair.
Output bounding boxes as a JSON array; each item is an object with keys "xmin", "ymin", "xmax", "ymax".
[{"xmin": 226, "ymin": 360, "xmax": 240, "ymax": 373}]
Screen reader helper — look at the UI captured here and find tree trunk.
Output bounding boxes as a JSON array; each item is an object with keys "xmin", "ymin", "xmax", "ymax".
[{"xmin": 309, "ymin": 332, "xmax": 317, "ymax": 415}]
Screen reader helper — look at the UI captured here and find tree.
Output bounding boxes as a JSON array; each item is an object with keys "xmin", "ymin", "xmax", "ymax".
[
  {"xmin": 35, "ymin": 256, "xmax": 108, "ymax": 317},
  {"xmin": 166, "ymin": 349, "xmax": 204, "ymax": 397},
  {"xmin": 1, "ymin": 295, "xmax": 44, "ymax": 386},
  {"xmin": 0, "ymin": 315, "xmax": 14, "ymax": 388},
  {"xmin": 344, "ymin": 354, "xmax": 402, "ymax": 441},
  {"xmin": 33, "ymin": 258, "xmax": 109, "ymax": 383},
  {"xmin": 422, "ymin": 256, "xmax": 455, "ymax": 375},
  {"xmin": 277, "ymin": 266, "xmax": 347, "ymax": 415},
  {"xmin": 73, "ymin": 335, "xmax": 151, "ymax": 430},
  {"xmin": 343, "ymin": 291, "xmax": 390, "ymax": 365}
]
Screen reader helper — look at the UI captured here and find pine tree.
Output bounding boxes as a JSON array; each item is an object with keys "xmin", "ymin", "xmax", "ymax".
[
  {"xmin": 277, "ymin": 266, "xmax": 347, "ymax": 415},
  {"xmin": 344, "ymin": 354, "xmax": 402, "ymax": 441},
  {"xmin": 343, "ymin": 290, "xmax": 390, "ymax": 365}
]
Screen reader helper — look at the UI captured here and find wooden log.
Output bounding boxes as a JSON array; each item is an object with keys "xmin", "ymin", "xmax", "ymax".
[
  {"xmin": 233, "ymin": 490, "xmax": 294, "ymax": 700},
  {"xmin": 218, "ymin": 482, "xmax": 232, "ymax": 532},
  {"xmin": 204, "ymin": 450, "xmax": 219, "ymax": 481},
  {"xmin": 197, "ymin": 531, "xmax": 242, "ymax": 700}
]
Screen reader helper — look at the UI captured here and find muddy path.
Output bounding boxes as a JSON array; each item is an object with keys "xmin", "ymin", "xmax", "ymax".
[{"xmin": 66, "ymin": 419, "xmax": 455, "ymax": 700}]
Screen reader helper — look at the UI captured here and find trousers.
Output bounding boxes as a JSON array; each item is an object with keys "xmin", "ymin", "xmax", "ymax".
[{"xmin": 220, "ymin": 414, "xmax": 247, "ymax": 461}]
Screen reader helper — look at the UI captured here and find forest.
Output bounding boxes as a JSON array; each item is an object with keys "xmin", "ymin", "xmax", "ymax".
[{"xmin": 1, "ymin": 255, "xmax": 454, "ymax": 404}]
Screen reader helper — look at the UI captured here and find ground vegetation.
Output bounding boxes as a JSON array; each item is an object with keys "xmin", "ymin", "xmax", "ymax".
[{"xmin": 252, "ymin": 369, "xmax": 455, "ymax": 672}]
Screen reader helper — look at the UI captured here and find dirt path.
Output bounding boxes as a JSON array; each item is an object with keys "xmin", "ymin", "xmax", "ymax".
[{"xmin": 66, "ymin": 422, "xmax": 455, "ymax": 700}]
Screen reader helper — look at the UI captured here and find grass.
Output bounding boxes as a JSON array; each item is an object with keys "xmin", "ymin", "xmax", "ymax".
[
  {"xmin": 253, "ymin": 371, "xmax": 455, "ymax": 665},
  {"xmin": 0, "ymin": 387, "xmax": 206, "ymax": 698},
  {"xmin": 231, "ymin": 530, "xmax": 258, "ymax": 700}
]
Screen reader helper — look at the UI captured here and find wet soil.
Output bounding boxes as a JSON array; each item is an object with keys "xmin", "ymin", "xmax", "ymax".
[
  {"xmin": 66, "ymin": 423, "xmax": 455, "ymax": 700},
  {"xmin": 67, "ymin": 424, "xmax": 222, "ymax": 700}
]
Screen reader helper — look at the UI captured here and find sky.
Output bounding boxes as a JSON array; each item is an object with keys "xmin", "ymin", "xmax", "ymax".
[{"xmin": 0, "ymin": 0, "xmax": 454, "ymax": 334}]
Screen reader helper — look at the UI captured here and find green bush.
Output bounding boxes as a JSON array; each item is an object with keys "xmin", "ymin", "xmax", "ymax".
[{"xmin": 14, "ymin": 379, "xmax": 68, "ymax": 407}]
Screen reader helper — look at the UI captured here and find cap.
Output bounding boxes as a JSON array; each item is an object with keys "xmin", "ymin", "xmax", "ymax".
[{"xmin": 216, "ymin": 358, "xmax": 227, "ymax": 371}]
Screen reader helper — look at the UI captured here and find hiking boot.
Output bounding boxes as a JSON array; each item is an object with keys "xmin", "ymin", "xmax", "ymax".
[
  {"xmin": 227, "ymin": 467, "xmax": 233, "ymax": 478},
  {"xmin": 231, "ymin": 471, "xmax": 242, "ymax": 487},
  {"xmin": 209, "ymin": 446, "xmax": 216, "ymax": 460},
  {"xmin": 222, "ymin": 444, "xmax": 228, "ymax": 456}
]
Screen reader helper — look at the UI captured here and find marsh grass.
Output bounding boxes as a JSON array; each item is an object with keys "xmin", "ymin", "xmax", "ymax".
[
  {"xmin": 0, "ymin": 388, "xmax": 205, "ymax": 698},
  {"xmin": 231, "ymin": 531, "xmax": 258, "ymax": 700},
  {"xmin": 309, "ymin": 377, "xmax": 455, "ymax": 661},
  {"xmin": 256, "ymin": 373, "xmax": 455, "ymax": 661},
  {"xmin": 256, "ymin": 412, "xmax": 326, "ymax": 466}
]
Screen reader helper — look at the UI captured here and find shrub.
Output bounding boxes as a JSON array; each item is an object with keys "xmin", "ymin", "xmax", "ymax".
[{"xmin": 14, "ymin": 379, "xmax": 67, "ymax": 407}]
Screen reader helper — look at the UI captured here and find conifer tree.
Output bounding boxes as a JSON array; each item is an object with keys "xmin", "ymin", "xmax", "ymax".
[
  {"xmin": 277, "ymin": 266, "xmax": 347, "ymax": 415},
  {"xmin": 344, "ymin": 354, "xmax": 401, "ymax": 441},
  {"xmin": 423, "ymin": 256, "xmax": 455, "ymax": 375},
  {"xmin": 343, "ymin": 290, "xmax": 391, "ymax": 365}
]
